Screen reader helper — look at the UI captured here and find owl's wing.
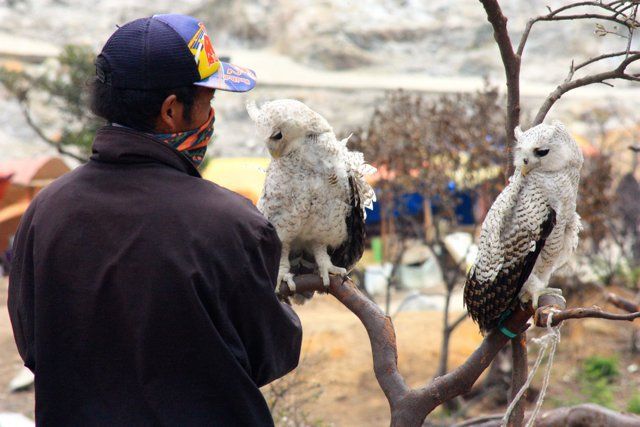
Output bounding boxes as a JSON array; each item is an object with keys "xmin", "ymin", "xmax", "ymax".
[
  {"xmin": 464, "ymin": 184, "xmax": 557, "ymax": 333},
  {"xmin": 327, "ymin": 141, "xmax": 377, "ymax": 271},
  {"xmin": 329, "ymin": 175, "xmax": 365, "ymax": 271}
]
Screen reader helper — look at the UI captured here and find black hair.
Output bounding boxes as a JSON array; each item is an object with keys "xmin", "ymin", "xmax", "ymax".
[{"xmin": 88, "ymin": 77, "xmax": 198, "ymax": 132}]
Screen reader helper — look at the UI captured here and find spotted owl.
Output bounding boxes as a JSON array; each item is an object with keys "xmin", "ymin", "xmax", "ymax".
[
  {"xmin": 464, "ymin": 121, "xmax": 583, "ymax": 333},
  {"xmin": 247, "ymin": 99, "xmax": 376, "ymax": 302}
]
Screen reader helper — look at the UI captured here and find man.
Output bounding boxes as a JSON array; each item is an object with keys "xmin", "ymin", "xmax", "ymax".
[{"xmin": 8, "ymin": 14, "xmax": 302, "ymax": 426}]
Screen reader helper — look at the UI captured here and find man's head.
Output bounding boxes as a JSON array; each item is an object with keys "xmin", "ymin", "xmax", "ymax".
[{"xmin": 89, "ymin": 14, "xmax": 256, "ymax": 133}]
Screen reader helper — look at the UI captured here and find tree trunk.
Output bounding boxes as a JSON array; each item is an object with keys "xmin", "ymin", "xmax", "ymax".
[{"xmin": 507, "ymin": 334, "xmax": 528, "ymax": 427}]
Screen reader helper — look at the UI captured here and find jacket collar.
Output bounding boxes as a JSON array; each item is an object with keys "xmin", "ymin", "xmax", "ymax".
[{"xmin": 91, "ymin": 126, "xmax": 201, "ymax": 177}]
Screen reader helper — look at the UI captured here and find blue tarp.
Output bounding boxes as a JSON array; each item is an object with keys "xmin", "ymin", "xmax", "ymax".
[{"xmin": 367, "ymin": 190, "xmax": 475, "ymax": 225}]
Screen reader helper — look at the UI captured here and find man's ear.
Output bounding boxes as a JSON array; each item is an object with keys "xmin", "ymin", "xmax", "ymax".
[{"xmin": 157, "ymin": 94, "xmax": 184, "ymax": 132}]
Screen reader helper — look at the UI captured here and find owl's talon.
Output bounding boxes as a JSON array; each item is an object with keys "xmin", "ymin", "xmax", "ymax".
[
  {"xmin": 284, "ymin": 273, "xmax": 297, "ymax": 293},
  {"xmin": 329, "ymin": 266, "xmax": 348, "ymax": 276},
  {"xmin": 528, "ymin": 288, "xmax": 564, "ymax": 309},
  {"xmin": 277, "ymin": 266, "xmax": 297, "ymax": 295},
  {"xmin": 320, "ymin": 272, "xmax": 330, "ymax": 289}
]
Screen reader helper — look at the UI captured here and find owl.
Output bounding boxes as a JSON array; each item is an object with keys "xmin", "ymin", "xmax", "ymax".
[
  {"xmin": 247, "ymin": 99, "xmax": 376, "ymax": 302},
  {"xmin": 464, "ymin": 121, "xmax": 583, "ymax": 333}
]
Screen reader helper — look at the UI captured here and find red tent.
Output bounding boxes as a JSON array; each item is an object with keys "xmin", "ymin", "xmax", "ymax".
[{"xmin": 0, "ymin": 157, "xmax": 70, "ymax": 251}]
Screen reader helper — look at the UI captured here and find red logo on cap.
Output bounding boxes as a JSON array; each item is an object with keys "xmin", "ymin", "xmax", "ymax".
[{"xmin": 203, "ymin": 33, "xmax": 217, "ymax": 66}]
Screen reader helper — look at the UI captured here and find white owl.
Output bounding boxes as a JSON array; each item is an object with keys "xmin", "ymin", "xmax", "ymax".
[
  {"xmin": 464, "ymin": 121, "xmax": 583, "ymax": 333},
  {"xmin": 247, "ymin": 99, "xmax": 376, "ymax": 301}
]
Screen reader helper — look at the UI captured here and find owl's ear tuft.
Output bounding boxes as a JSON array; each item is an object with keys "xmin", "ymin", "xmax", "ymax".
[
  {"xmin": 551, "ymin": 120, "xmax": 567, "ymax": 133},
  {"xmin": 514, "ymin": 126, "xmax": 524, "ymax": 141},
  {"xmin": 542, "ymin": 124, "xmax": 557, "ymax": 142},
  {"xmin": 246, "ymin": 100, "xmax": 262, "ymax": 123}
]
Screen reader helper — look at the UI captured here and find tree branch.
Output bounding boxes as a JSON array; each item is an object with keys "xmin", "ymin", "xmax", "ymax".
[
  {"xmin": 507, "ymin": 334, "xmax": 527, "ymax": 427},
  {"xmin": 447, "ymin": 311, "xmax": 469, "ymax": 334},
  {"xmin": 606, "ymin": 292, "xmax": 640, "ymax": 313},
  {"xmin": 508, "ymin": 1, "xmax": 640, "ymax": 132},
  {"xmin": 533, "ymin": 53, "xmax": 640, "ymax": 125},
  {"xmin": 19, "ymin": 99, "xmax": 87, "ymax": 162},
  {"xmin": 479, "ymin": 0, "xmax": 521, "ymax": 169},
  {"xmin": 538, "ymin": 13, "xmax": 630, "ymax": 26},
  {"xmin": 573, "ymin": 50, "xmax": 640, "ymax": 72},
  {"xmin": 535, "ymin": 303, "xmax": 640, "ymax": 327},
  {"xmin": 456, "ymin": 403, "xmax": 640, "ymax": 426},
  {"xmin": 280, "ymin": 276, "xmax": 560, "ymax": 425},
  {"xmin": 280, "ymin": 276, "xmax": 640, "ymax": 425},
  {"xmin": 517, "ymin": 2, "xmax": 640, "ymax": 70}
]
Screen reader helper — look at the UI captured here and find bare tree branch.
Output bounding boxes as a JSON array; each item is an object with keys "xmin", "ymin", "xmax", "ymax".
[
  {"xmin": 533, "ymin": 53, "xmax": 640, "ymax": 125},
  {"xmin": 280, "ymin": 270, "xmax": 640, "ymax": 426},
  {"xmin": 508, "ymin": 334, "xmax": 527, "ymax": 427},
  {"xmin": 538, "ymin": 13, "xmax": 631, "ymax": 25},
  {"xmin": 573, "ymin": 50, "xmax": 640, "ymax": 72},
  {"xmin": 280, "ymin": 276, "xmax": 563, "ymax": 425},
  {"xmin": 19, "ymin": 98, "xmax": 87, "ymax": 162},
  {"xmin": 456, "ymin": 403, "xmax": 640, "ymax": 426},
  {"xmin": 516, "ymin": 2, "xmax": 640, "ymax": 125},
  {"xmin": 624, "ymin": 4, "xmax": 637, "ymax": 54},
  {"xmin": 535, "ymin": 303, "xmax": 640, "ymax": 327},
  {"xmin": 479, "ymin": 0, "xmax": 521, "ymax": 166},
  {"xmin": 606, "ymin": 292, "xmax": 640, "ymax": 313},
  {"xmin": 447, "ymin": 312, "xmax": 469, "ymax": 334},
  {"xmin": 518, "ymin": 1, "xmax": 640, "ymax": 58}
]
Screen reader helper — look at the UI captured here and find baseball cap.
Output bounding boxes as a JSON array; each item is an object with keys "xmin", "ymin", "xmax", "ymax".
[{"xmin": 96, "ymin": 14, "xmax": 256, "ymax": 92}]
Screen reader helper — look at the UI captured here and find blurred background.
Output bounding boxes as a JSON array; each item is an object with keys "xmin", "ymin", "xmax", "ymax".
[{"xmin": 0, "ymin": 0, "xmax": 639, "ymax": 426}]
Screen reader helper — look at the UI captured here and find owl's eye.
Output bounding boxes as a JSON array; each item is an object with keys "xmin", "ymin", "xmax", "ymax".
[
  {"xmin": 270, "ymin": 131, "xmax": 283, "ymax": 141},
  {"xmin": 534, "ymin": 148, "xmax": 550, "ymax": 157}
]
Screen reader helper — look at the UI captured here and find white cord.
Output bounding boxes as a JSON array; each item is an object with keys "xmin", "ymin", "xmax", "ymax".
[{"xmin": 501, "ymin": 311, "xmax": 562, "ymax": 427}]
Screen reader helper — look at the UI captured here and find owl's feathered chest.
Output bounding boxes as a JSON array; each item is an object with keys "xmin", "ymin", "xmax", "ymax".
[
  {"xmin": 259, "ymin": 151, "xmax": 351, "ymax": 247},
  {"xmin": 520, "ymin": 169, "xmax": 579, "ymax": 241}
]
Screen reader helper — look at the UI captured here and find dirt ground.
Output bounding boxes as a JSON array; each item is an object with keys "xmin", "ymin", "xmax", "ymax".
[
  {"xmin": 1, "ymin": 276, "xmax": 639, "ymax": 426},
  {"xmin": 0, "ymin": 277, "xmax": 35, "ymax": 418}
]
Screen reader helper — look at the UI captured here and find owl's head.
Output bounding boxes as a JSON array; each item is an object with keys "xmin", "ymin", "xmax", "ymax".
[
  {"xmin": 513, "ymin": 121, "xmax": 583, "ymax": 176},
  {"xmin": 246, "ymin": 99, "xmax": 332, "ymax": 159}
]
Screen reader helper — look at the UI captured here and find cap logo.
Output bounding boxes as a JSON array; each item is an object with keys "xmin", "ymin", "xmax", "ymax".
[{"xmin": 188, "ymin": 22, "xmax": 220, "ymax": 79}]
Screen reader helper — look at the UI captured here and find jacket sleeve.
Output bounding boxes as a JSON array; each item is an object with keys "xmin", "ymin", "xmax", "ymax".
[
  {"xmin": 226, "ymin": 220, "xmax": 303, "ymax": 387},
  {"xmin": 7, "ymin": 201, "xmax": 37, "ymax": 372}
]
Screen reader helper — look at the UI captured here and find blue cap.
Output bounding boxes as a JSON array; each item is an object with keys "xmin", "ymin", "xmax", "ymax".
[{"xmin": 96, "ymin": 14, "xmax": 256, "ymax": 92}]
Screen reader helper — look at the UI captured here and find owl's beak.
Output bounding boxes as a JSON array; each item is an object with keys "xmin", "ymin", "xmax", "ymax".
[{"xmin": 521, "ymin": 165, "xmax": 530, "ymax": 176}]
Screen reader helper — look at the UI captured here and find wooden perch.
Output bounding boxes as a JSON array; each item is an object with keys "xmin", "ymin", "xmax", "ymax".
[
  {"xmin": 279, "ymin": 276, "xmax": 640, "ymax": 426},
  {"xmin": 535, "ymin": 298, "xmax": 640, "ymax": 327}
]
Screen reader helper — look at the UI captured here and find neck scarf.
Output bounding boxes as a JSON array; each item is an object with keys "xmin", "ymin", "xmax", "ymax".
[{"xmin": 154, "ymin": 108, "xmax": 215, "ymax": 168}]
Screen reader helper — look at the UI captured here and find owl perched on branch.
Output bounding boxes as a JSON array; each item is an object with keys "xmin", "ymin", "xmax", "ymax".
[
  {"xmin": 464, "ymin": 121, "xmax": 583, "ymax": 333},
  {"xmin": 247, "ymin": 99, "xmax": 376, "ymax": 302}
]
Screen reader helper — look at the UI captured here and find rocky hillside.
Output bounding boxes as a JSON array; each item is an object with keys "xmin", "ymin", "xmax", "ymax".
[
  {"xmin": 0, "ymin": 0, "xmax": 639, "ymax": 160},
  {"xmin": 1, "ymin": 0, "xmax": 636, "ymax": 82}
]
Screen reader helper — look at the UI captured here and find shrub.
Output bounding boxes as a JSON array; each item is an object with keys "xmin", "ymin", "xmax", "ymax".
[
  {"xmin": 578, "ymin": 356, "xmax": 620, "ymax": 409},
  {"xmin": 628, "ymin": 394, "xmax": 640, "ymax": 414},
  {"xmin": 582, "ymin": 355, "xmax": 619, "ymax": 383}
]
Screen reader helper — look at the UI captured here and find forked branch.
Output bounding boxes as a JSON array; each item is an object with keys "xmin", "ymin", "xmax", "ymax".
[
  {"xmin": 533, "ymin": 52, "xmax": 640, "ymax": 125},
  {"xmin": 279, "ymin": 275, "xmax": 640, "ymax": 426}
]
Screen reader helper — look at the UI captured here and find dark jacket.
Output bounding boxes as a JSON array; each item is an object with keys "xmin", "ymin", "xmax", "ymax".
[{"xmin": 8, "ymin": 126, "xmax": 302, "ymax": 426}]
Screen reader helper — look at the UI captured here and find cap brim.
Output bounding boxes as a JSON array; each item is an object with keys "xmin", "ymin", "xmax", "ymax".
[{"xmin": 194, "ymin": 61, "xmax": 256, "ymax": 92}]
